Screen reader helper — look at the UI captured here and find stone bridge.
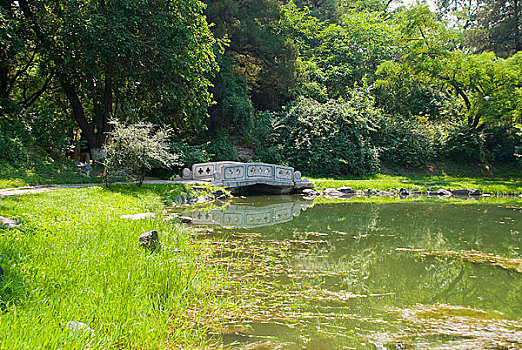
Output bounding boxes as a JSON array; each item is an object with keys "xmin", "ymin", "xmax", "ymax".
[{"xmin": 178, "ymin": 161, "xmax": 313, "ymax": 194}]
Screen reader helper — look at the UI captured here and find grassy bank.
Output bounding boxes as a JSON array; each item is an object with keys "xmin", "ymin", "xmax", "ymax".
[
  {"xmin": 0, "ymin": 185, "xmax": 230, "ymax": 349},
  {"xmin": 0, "ymin": 160, "xmax": 102, "ymax": 189},
  {"xmin": 312, "ymin": 194, "xmax": 522, "ymax": 206},
  {"xmin": 311, "ymin": 174, "xmax": 522, "ymax": 195}
]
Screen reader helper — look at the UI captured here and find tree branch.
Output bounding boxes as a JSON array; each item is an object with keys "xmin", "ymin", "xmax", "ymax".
[
  {"xmin": 472, "ymin": 112, "xmax": 482, "ymax": 128},
  {"xmin": 20, "ymin": 72, "xmax": 53, "ymax": 110},
  {"xmin": 438, "ymin": 75, "xmax": 471, "ymax": 112},
  {"xmin": 7, "ymin": 49, "xmax": 38, "ymax": 96},
  {"xmin": 19, "ymin": 0, "xmax": 98, "ymax": 145}
]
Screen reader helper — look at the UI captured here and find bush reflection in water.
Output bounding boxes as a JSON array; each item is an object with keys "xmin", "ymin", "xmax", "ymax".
[{"xmin": 184, "ymin": 197, "xmax": 522, "ymax": 349}]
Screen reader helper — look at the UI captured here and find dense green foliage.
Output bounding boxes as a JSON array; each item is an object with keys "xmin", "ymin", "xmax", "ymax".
[
  {"xmin": 199, "ymin": 0, "xmax": 521, "ymax": 173},
  {"xmin": 1, "ymin": 0, "xmax": 219, "ymax": 153},
  {"xmin": 1, "ymin": 0, "xmax": 521, "ymax": 181},
  {"xmin": 205, "ymin": 0, "xmax": 296, "ymax": 111},
  {"xmin": 267, "ymin": 94, "xmax": 380, "ymax": 175}
]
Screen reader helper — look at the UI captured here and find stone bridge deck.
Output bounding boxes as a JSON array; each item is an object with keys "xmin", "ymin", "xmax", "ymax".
[{"xmin": 178, "ymin": 162, "xmax": 313, "ymax": 194}]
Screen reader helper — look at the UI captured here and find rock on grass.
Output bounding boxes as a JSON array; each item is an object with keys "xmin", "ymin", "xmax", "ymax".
[{"xmin": 0, "ymin": 216, "xmax": 20, "ymax": 228}]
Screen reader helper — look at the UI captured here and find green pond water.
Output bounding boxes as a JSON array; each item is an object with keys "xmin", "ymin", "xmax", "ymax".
[{"xmin": 184, "ymin": 196, "xmax": 522, "ymax": 349}]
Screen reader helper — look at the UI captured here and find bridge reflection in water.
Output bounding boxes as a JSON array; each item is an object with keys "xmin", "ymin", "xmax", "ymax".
[{"xmin": 182, "ymin": 197, "xmax": 313, "ymax": 228}]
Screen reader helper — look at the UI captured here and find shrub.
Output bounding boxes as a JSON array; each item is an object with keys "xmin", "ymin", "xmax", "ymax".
[
  {"xmin": 443, "ymin": 123, "xmax": 487, "ymax": 163},
  {"xmin": 483, "ymin": 125, "xmax": 521, "ymax": 163},
  {"xmin": 373, "ymin": 115, "xmax": 440, "ymax": 168},
  {"xmin": 248, "ymin": 111, "xmax": 285, "ymax": 164},
  {"xmin": 0, "ymin": 117, "xmax": 30, "ymax": 163},
  {"xmin": 271, "ymin": 93, "xmax": 381, "ymax": 176},
  {"xmin": 24, "ymin": 101, "xmax": 76, "ymax": 157},
  {"xmin": 102, "ymin": 120, "xmax": 177, "ymax": 186},
  {"xmin": 169, "ymin": 142, "xmax": 211, "ymax": 172},
  {"xmin": 204, "ymin": 132, "xmax": 238, "ymax": 161}
]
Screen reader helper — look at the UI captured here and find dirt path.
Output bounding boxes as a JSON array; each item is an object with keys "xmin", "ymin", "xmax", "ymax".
[{"xmin": 0, "ymin": 180, "xmax": 201, "ymax": 197}]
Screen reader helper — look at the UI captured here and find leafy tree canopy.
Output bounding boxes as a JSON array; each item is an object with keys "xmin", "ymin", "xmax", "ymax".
[
  {"xmin": 281, "ymin": 1, "xmax": 398, "ymax": 101},
  {"xmin": 376, "ymin": 6, "xmax": 522, "ymax": 128},
  {"xmin": 205, "ymin": 0, "xmax": 297, "ymax": 112},
  {"xmin": 436, "ymin": 0, "xmax": 521, "ymax": 57},
  {"xmin": 10, "ymin": 0, "xmax": 220, "ymax": 152}
]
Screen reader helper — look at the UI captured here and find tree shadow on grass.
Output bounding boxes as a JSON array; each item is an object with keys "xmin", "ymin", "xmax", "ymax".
[{"xmin": 105, "ymin": 183, "xmax": 194, "ymax": 204}]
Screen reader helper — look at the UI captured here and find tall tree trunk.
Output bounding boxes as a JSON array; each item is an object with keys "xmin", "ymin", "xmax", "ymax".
[
  {"xmin": 89, "ymin": 60, "xmax": 115, "ymax": 158},
  {"xmin": 514, "ymin": 0, "xmax": 521, "ymax": 52},
  {"xmin": 61, "ymin": 65, "xmax": 113, "ymax": 157},
  {"xmin": 0, "ymin": 0, "xmax": 12, "ymax": 100},
  {"xmin": 18, "ymin": 0, "xmax": 112, "ymax": 157}
]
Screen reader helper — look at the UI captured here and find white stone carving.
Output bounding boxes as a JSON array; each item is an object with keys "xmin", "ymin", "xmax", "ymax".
[
  {"xmin": 178, "ymin": 161, "xmax": 313, "ymax": 192},
  {"xmin": 190, "ymin": 162, "xmax": 241, "ymax": 181},
  {"xmin": 182, "ymin": 168, "xmax": 192, "ymax": 179}
]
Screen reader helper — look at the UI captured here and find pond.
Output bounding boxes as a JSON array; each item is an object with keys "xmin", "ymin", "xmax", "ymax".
[{"xmin": 183, "ymin": 196, "xmax": 522, "ymax": 349}]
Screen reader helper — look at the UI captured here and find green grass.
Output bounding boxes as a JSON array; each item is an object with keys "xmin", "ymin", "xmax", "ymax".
[
  {"xmin": 0, "ymin": 178, "xmax": 28, "ymax": 189},
  {"xmin": 0, "ymin": 160, "xmax": 103, "ymax": 189},
  {"xmin": 310, "ymin": 174, "xmax": 522, "ymax": 195},
  {"xmin": 312, "ymin": 193, "xmax": 522, "ymax": 206},
  {"xmin": 0, "ymin": 185, "xmax": 230, "ymax": 349}
]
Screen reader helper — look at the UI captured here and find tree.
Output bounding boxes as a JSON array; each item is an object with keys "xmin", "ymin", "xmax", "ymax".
[
  {"xmin": 292, "ymin": 0, "xmax": 394, "ymax": 22},
  {"xmin": 435, "ymin": 0, "xmax": 521, "ymax": 57},
  {"xmin": 16, "ymin": 0, "xmax": 219, "ymax": 157},
  {"xmin": 291, "ymin": 0, "xmax": 343, "ymax": 22},
  {"xmin": 0, "ymin": 0, "xmax": 53, "ymax": 116},
  {"xmin": 281, "ymin": 1, "xmax": 398, "ymax": 101},
  {"xmin": 467, "ymin": 0, "xmax": 521, "ymax": 57},
  {"xmin": 207, "ymin": 55, "xmax": 255, "ymax": 136},
  {"xmin": 205, "ymin": 0, "xmax": 297, "ymax": 113},
  {"xmin": 376, "ymin": 6, "xmax": 522, "ymax": 129}
]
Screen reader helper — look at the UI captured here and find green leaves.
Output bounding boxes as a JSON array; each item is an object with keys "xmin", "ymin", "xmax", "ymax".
[
  {"xmin": 270, "ymin": 92, "xmax": 381, "ymax": 175},
  {"xmin": 103, "ymin": 120, "xmax": 177, "ymax": 186},
  {"xmin": 281, "ymin": 2, "xmax": 398, "ymax": 101},
  {"xmin": 376, "ymin": 6, "xmax": 522, "ymax": 129},
  {"xmin": 13, "ymin": 0, "xmax": 220, "ymax": 146}
]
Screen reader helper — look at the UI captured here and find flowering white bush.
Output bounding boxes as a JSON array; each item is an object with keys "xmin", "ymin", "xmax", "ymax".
[{"xmin": 102, "ymin": 120, "xmax": 177, "ymax": 186}]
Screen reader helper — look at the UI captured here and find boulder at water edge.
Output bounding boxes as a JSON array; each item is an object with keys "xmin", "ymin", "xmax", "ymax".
[{"xmin": 337, "ymin": 186, "xmax": 355, "ymax": 194}]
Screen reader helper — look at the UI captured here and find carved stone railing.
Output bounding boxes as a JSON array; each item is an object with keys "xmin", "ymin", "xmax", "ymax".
[
  {"xmin": 179, "ymin": 161, "xmax": 313, "ymax": 192},
  {"xmin": 182, "ymin": 161, "xmax": 241, "ymax": 182}
]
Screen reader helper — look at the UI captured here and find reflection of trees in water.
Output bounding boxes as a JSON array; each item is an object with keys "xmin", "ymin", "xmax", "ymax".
[
  {"xmin": 208, "ymin": 200, "xmax": 521, "ymax": 349},
  {"xmin": 227, "ymin": 201, "xmax": 521, "ymax": 316},
  {"xmin": 260, "ymin": 202, "xmax": 520, "ymax": 258}
]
